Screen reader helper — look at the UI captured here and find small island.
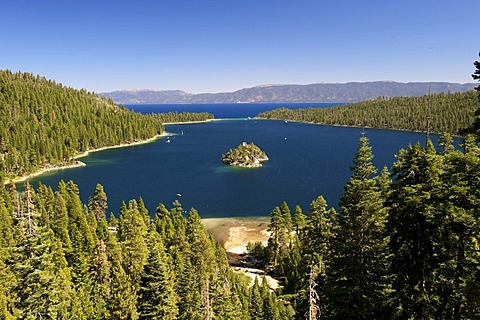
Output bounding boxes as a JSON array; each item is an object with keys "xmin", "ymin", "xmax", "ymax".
[{"xmin": 222, "ymin": 142, "xmax": 269, "ymax": 168}]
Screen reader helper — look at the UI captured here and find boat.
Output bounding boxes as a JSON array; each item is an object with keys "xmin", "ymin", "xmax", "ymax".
[{"xmin": 176, "ymin": 193, "xmax": 182, "ymax": 197}]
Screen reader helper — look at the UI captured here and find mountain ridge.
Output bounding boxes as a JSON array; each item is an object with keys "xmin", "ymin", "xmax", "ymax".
[{"xmin": 102, "ymin": 81, "xmax": 475, "ymax": 104}]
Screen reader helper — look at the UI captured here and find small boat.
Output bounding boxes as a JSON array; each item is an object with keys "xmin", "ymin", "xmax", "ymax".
[{"xmin": 176, "ymin": 193, "xmax": 182, "ymax": 197}]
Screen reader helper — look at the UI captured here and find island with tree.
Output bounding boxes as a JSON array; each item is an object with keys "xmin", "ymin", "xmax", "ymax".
[{"xmin": 222, "ymin": 142, "xmax": 269, "ymax": 167}]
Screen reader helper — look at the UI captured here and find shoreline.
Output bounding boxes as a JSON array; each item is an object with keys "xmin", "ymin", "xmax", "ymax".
[
  {"xmin": 5, "ymin": 132, "xmax": 169, "ymax": 185},
  {"xmin": 202, "ymin": 217, "xmax": 270, "ymax": 254},
  {"xmin": 5, "ymin": 117, "xmax": 216, "ymax": 186},
  {"xmin": 162, "ymin": 118, "xmax": 215, "ymax": 125},
  {"xmin": 255, "ymin": 117, "xmax": 464, "ymax": 138}
]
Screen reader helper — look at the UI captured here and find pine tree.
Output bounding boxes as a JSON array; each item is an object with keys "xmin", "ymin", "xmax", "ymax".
[
  {"xmin": 267, "ymin": 206, "xmax": 285, "ymax": 266},
  {"xmin": 299, "ymin": 196, "xmax": 336, "ymax": 318},
  {"xmin": 433, "ymin": 135, "xmax": 480, "ymax": 318},
  {"xmin": 387, "ymin": 141, "xmax": 444, "ymax": 318},
  {"xmin": 12, "ymin": 185, "xmax": 74, "ymax": 319},
  {"xmin": 292, "ymin": 204, "xmax": 306, "ymax": 236},
  {"xmin": 329, "ymin": 135, "xmax": 390, "ymax": 319},
  {"xmin": 138, "ymin": 226, "xmax": 179, "ymax": 319},
  {"xmin": 88, "ymin": 183, "xmax": 108, "ymax": 221},
  {"xmin": 118, "ymin": 199, "xmax": 149, "ymax": 287},
  {"xmin": 250, "ymin": 278, "xmax": 264, "ymax": 320},
  {"xmin": 0, "ymin": 193, "xmax": 17, "ymax": 319}
]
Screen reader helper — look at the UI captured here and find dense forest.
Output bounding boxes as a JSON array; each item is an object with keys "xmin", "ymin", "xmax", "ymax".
[
  {"xmin": 257, "ymin": 90, "xmax": 480, "ymax": 135},
  {"xmin": 0, "ymin": 70, "xmax": 213, "ymax": 180},
  {"xmin": 250, "ymin": 132, "xmax": 480, "ymax": 319},
  {"xmin": 0, "ymin": 181, "xmax": 293, "ymax": 319}
]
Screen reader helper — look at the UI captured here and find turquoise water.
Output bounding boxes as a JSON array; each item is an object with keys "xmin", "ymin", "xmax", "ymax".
[{"xmin": 24, "ymin": 114, "xmax": 446, "ymax": 218}]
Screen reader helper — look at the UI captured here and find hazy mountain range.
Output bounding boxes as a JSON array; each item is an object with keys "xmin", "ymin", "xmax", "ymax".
[{"xmin": 102, "ymin": 81, "xmax": 475, "ymax": 104}]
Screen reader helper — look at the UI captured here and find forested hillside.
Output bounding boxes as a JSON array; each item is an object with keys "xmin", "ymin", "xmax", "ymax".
[
  {"xmin": 257, "ymin": 91, "xmax": 480, "ymax": 135},
  {"xmin": 251, "ymin": 132, "xmax": 480, "ymax": 319},
  {"xmin": 0, "ymin": 181, "xmax": 293, "ymax": 319},
  {"xmin": 0, "ymin": 70, "xmax": 213, "ymax": 180}
]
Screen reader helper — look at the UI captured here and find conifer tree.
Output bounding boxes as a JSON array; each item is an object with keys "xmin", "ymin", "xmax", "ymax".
[
  {"xmin": 292, "ymin": 204, "xmax": 306, "ymax": 235},
  {"xmin": 299, "ymin": 196, "xmax": 336, "ymax": 317},
  {"xmin": 387, "ymin": 141, "xmax": 444, "ymax": 318},
  {"xmin": 267, "ymin": 206, "xmax": 285, "ymax": 265},
  {"xmin": 12, "ymin": 186, "xmax": 74, "ymax": 319},
  {"xmin": 329, "ymin": 135, "xmax": 390, "ymax": 319},
  {"xmin": 138, "ymin": 226, "xmax": 178, "ymax": 319},
  {"xmin": 51, "ymin": 191, "xmax": 72, "ymax": 252},
  {"xmin": 280, "ymin": 201, "xmax": 293, "ymax": 232},
  {"xmin": 118, "ymin": 199, "xmax": 149, "ymax": 287},
  {"xmin": 88, "ymin": 183, "xmax": 108, "ymax": 221},
  {"xmin": 103, "ymin": 217, "xmax": 139, "ymax": 319},
  {"xmin": 0, "ymin": 195, "xmax": 17, "ymax": 319},
  {"xmin": 250, "ymin": 278, "xmax": 264, "ymax": 320},
  {"xmin": 434, "ymin": 135, "xmax": 480, "ymax": 318},
  {"xmin": 154, "ymin": 203, "xmax": 175, "ymax": 245}
]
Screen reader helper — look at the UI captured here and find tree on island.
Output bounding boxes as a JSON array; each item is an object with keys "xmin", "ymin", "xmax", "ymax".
[{"xmin": 221, "ymin": 142, "xmax": 269, "ymax": 168}]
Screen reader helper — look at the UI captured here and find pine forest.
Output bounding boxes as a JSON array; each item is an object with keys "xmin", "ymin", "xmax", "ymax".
[{"xmin": 257, "ymin": 90, "xmax": 480, "ymax": 135}]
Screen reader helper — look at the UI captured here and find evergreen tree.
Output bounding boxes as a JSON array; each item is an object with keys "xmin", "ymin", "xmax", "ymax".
[
  {"xmin": 0, "ymin": 194, "xmax": 17, "ymax": 319},
  {"xmin": 267, "ymin": 206, "xmax": 286, "ymax": 266},
  {"xmin": 138, "ymin": 226, "xmax": 178, "ymax": 319},
  {"xmin": 250, "ymin": 278, "xmax": 264, "ymax": 320},
  {"xmin": 280, "ymin": 201, "xmax": 293, "ymax": 232},
  {"xmin": 88, "ymin": 183, "xmax": 108, "ymax": 221},
  {"xmin": 51, "ymin": 191, "xmax": 72, "ymax": 252},
  {"xmin": 329, "ymin": 136, "xmax": 390, "ymax": 319},
  {"xmin": 387, "ymin": 141, "xmax": 444, "ymax": 318},
  {"xmin": 292, "ymin": 204, "xmax": 306, "ymax": 236},
  {"xmin": 298, "ymin": 196, "xmax": 336, "ymax": 318},
  {"xmin": 118, "ymin": 199, "xmax": 149, "ymax": 287}
]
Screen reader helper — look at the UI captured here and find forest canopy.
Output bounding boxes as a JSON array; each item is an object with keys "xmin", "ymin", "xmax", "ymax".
[{"xmin": 257, "ymin": 90, "xmax": 480, "ymax": 135}]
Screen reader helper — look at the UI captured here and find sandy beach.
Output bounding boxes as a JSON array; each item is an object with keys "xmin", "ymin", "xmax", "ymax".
[
  {"xmin": 203, "ymin": 217, "xmax": 281, "ymax": 289},
  {"xmin": 202, "ymin": 217, "xmax": 270, "ymax": 254}
]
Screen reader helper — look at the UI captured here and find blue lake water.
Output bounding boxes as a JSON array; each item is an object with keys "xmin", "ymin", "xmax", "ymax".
[{"xmin": 23, "ymin": 103, "xmax": 449, "ymax": 218}]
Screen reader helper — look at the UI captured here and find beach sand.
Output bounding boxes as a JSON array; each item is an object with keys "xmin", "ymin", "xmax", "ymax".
[
  {"xmin": 202, "ymin": 217, "xmax": 281, "ymax": 289},
  {"xmin": 202, "ymin": 217, "xmax": 270, "ymax": 254}
]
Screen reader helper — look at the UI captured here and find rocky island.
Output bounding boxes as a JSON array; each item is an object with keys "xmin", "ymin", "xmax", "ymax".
[{"xmin": 222, "ymin": 142, "xmax": 269, "ymax": 168}]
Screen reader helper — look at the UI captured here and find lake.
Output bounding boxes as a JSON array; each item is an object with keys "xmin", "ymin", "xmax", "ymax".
[{"xmin": 23, "ymin": 103, "xmax": 447, "ymax": 218}]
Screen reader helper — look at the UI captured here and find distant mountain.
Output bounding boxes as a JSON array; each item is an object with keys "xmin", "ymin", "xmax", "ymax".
[{"xmin": 102, "ymin": 81, "xmax": 476, "ymax": 104}]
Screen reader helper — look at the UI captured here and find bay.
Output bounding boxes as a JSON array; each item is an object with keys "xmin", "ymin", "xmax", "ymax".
[{"xmin": 22, "ymin": 103, "xmax": 449, "ymax": 218}]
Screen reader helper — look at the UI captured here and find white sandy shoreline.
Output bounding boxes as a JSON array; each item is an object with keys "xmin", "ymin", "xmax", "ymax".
[
  {"xmin": 5, "ymin": 132, "xmax": 170, "ymax": 185},
  {"xmin": 5, "ymin": 117, "xmax": 218, "ymax": 186}
]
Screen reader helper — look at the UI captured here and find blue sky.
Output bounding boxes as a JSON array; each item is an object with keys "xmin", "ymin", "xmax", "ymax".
[{"xmin": 1, "ymin": 0, "xmax": 478, "ymax": 93}]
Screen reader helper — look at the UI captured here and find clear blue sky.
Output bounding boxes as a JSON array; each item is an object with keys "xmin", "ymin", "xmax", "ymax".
[{"xmin": 1, "ymin": 0, "xmax": 478, "ymax": 93}]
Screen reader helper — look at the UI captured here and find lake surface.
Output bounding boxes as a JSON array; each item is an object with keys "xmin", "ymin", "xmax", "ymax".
[{"xmin": 23, "ymin": 103, "xmax": 448, "ymax": 218}]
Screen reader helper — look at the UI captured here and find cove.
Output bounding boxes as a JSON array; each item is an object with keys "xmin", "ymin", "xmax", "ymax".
[{"xmin": 23, "ymin": 118, "xmax": 448, "ymax": 218}]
